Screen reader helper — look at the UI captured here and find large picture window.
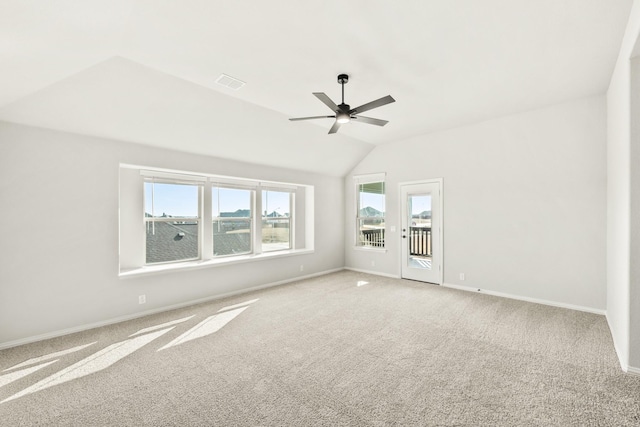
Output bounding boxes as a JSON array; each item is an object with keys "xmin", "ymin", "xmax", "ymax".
[
  {"xmin": 144, "ymin": 181, "xmax": 201, "ymax": 264},
  {"xmin": 118, "ymin": 166, "xmax": 310, "ymax": 274},
  {"xmin": 356, "ymin": 181, "xmax": 385, "ymax": 248}
]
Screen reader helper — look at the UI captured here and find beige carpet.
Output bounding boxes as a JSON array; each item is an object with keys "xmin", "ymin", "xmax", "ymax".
[{"xmin": 1, "ymin": 270, "xmax": 639, "ymax": 426}]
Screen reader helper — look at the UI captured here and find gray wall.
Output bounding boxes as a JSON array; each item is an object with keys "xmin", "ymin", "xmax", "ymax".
[
  {"xmin": 606, "ymin": 0, "xmax": 640, "ymax": 373},
  {"xmin": 631, "ymin": 58, "xmax": 640, "ymax": 371},
  {"xmin": 0, "ymin": 122, "xmax": 345, "ymax": 347},
  {"xmin": 346, "ymin": 95, "xmax": 607, "ymax": 312}
]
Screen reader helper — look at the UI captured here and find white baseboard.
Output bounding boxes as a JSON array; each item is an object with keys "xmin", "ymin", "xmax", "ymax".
[
  {"xmin": 626, "ymin": 365, "xmax": 640, "ymax": 376},
  {"xmin": 0, "ymin": 268, "xmax": 344, "ymax": 350},
  {"xmin": 605, "ymin": 314, "xmax": 630, "ymax": 373},
  {"xmin": 343, "ymin": 267, "xmax": 400, "ymax": 279},
  {"xmin": 441, "ymin": 282, "xmax": 606, "ymax": 316}
]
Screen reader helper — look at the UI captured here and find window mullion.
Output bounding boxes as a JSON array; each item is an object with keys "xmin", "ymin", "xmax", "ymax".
[
  {"xmin": 254, "ymin": 189, "xmax": 263, "ymax": 255},
  {"xmin": 202, "ymin": 181, "xmax": 213, "ymax": 261},
  {"xmin": 290, "ymin": 192, "xmax": 295, "ymax": 249}
]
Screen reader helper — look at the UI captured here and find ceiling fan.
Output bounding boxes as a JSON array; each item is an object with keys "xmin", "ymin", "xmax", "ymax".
[{"xmin": 289, "ymin": 74, "xmax": 395, "ymax": 134}]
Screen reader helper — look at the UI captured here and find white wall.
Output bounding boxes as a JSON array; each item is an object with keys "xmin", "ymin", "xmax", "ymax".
[
  {"xmin": 607, "ymin": 39, "xmax": 631, "ymax": 372},
  {"xmin": 607, "ymin": 0, "xmax": 640, "ymax": 373},
  {"xmin": 346, "ymin": 95, "xmax": 607, "ymax": 312},
  {"xmin": 0, "ymin": 122, "xmax": 345, "ymax": 347},
  {"xmin": 631, "ymin": 58, "xmax": 640, "ymax": 371}
]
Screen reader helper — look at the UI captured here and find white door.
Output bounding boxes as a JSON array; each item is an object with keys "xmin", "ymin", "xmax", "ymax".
[{"xmin": 400, "ymin": 181, "xmax": 442, "ymax": 284}]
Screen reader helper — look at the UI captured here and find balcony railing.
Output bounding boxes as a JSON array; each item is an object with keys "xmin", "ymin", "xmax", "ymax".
[
  {"xmin": 359, "ymin": 227, "xmax": 432, "ymax": 256},
  {"xmin": 409, "ymin": 227, "xmax": 432, "ymax": 257},
  {"xmin": 360, "ymin": 229, "xmax": 385, "ymax": 248}
]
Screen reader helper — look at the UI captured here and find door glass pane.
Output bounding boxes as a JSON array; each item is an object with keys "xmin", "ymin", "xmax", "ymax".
[
  {"xmin": 212, "ymin": 187, "xmax": 252, "ymax": 256},
  {"xmin": 408, "ymin": 194, "xmax": 432, "ymax": 270}
]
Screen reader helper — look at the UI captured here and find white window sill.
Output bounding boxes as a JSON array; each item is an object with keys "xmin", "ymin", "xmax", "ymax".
[
  {"xmin": 119, "ymin": 248, "xmax": 314, "ymax": 279},
  {"xmin": 352, "ymin": 246, "xmax": 387, "ymax": 253}
]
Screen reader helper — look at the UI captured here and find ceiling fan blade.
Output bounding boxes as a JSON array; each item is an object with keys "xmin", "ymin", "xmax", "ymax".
[
  {"xmin": 328, "ymin": 121, "xmax": 342, "ymax": 134},
  {"xmin": 289, "ymin": 115, "xmax": 335, "ymax": 121},
  {"xmin": 352, "ymin": 115, "xmax": 389, "ymax": 126},
  {"xmin": 313, "ymin": 92, "xmax": 339, "ymax": 112},
  {"xmin": 349, "ymin": 95, "xmax": 395, "ymax": 115}
]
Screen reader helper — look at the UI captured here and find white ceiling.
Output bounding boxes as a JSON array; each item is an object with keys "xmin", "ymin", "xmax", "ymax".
[{"xmin": 0, "ymin": 0, "xmax": 633, "ymax": 176}]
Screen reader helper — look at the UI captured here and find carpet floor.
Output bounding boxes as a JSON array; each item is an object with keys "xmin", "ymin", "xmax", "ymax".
[{"xmin": 1, "ymin": 270, "xmax": 639, "ymax": 426}]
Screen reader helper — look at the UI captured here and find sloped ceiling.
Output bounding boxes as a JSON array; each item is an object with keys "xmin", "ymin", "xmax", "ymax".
[{"xmin": 0, "ymin": 0, "xmax": 633, "ymax": 176}]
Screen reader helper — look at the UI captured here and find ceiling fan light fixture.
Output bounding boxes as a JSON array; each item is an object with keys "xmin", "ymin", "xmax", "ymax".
[{"xmin": 336, "ymin": 112, "xmax": 351, "ymax": 124}]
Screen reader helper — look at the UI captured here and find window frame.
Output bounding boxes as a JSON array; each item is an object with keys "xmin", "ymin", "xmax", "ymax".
[
  {"xmin": 211, "ymin": 185, "xmax": 255, "ymax": 258},
  {"xmin": 144, "ymin": 178, "xmax": 203, "ymax": 266},
  {"xmin": 261, "ymin": 189, "xmax": 294, "ymax": 253},
  {"xmin": 124, "ymin": 167, "xmax": 304, "ymax": 275}
]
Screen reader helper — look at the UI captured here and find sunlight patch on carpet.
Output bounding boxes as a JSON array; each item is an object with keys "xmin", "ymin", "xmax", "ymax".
[
  {"xmin": 3, "ymin": 342, "xmax": 96, "ymax": 372},
  {"xmin": 158, "ymin": 307, "xmax": 248, "ymax": 351},
  {"xmin": 129, "ymin": 315, "xmax": 195, "ymax": 337},
  {"xmin": 1, "ymin": 328, "xmax": 174, "ymax": 404},
  {"xmin": 0, "ymin": 360, "xmax": 58, "ymax": 388},
  {"xmin": 217, "ymin": 298, "xmax": 259, "ymax": 313}
]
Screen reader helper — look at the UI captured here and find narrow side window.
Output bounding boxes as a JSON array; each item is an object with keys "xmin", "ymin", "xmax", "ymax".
[{"xmin": 356, "ymin": 181, "xmax": 385, "ymax": 248}]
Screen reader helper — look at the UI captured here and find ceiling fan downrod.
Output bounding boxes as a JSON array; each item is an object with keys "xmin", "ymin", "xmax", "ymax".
[{"xmin": 337, "ymin": 73, "xmax": 349, "ymax": 106}]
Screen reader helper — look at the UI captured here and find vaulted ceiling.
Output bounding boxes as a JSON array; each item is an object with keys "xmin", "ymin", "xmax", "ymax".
[{"xmin": 0, "ymin": 1, "xmax": 633, "ymax": 176}]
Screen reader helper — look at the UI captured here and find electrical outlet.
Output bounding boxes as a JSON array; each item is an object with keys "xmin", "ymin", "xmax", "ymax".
[
  {"xmin": 300, "ymin": 265, "xmax": 304, "ymax": 272},
  {"xmin": 138, "ymin": 295, "xmax": 146, "ymax": 304},
  {"xmin": 460, "ymin": 273, "xmax": 465, "ymax": 281}
]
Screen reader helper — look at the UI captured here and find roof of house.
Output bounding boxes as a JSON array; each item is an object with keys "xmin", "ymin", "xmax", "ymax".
[
  {"xmin": 146, "ymin": 222, "xmax": 198, "ymax": 264},
  {"xmin": 146, "ymin": 221, "xmax": 253, "ymax": 263}
]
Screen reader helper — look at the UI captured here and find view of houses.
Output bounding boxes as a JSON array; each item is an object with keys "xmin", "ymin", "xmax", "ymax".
[{"xmin": 145, "ymin": 209, "xmax": 290, "ymax": 264}]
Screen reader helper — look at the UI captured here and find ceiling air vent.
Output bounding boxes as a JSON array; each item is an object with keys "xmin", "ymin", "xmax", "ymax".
[{"xmin": 215, "ymin": 74, "xmax": 245, "ymax": 90}]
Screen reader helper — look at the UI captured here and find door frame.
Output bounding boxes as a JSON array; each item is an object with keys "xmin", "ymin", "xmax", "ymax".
[{"xmin": 398, "ymin": 178, "xmax": 444, "ymax": 284}]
